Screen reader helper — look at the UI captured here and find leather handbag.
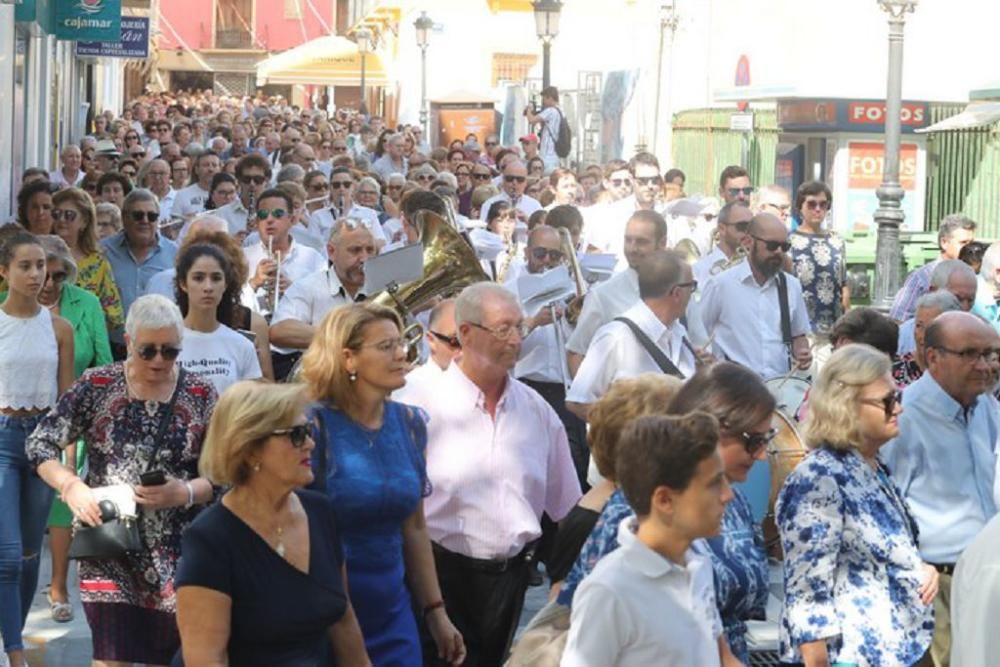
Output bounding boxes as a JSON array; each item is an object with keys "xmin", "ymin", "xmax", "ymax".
[{"xmin": 68, "ymin": 369, "xmax": 185, "ymax": 561}]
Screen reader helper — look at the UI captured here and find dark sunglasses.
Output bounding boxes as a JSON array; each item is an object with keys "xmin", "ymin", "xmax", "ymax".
[
  {"xmin": 727, "ymin": 186, "xmax": 755, "ymax": 197},
  {"xmin": 504, "ymin": 175, "xmax": 527, "ymax": 184},
  {"xmin": 329, "ymin": 181, "xmax": 353, "ymax": 189},
  {"xmin": 310, "ymin": 182, "xmax": 330, "ymax": 190},
  {"xmin": 860, "ymin": 390, "xmax": 903, "ymax": 420},
  {"xmin": 45, "ymin": 271, "xmax": 68, "ymax": 284},
  {"xmin": 51, "ymin": 208, "xmax": 79, "ymax": 222},
  {"xmin": 129, "ymin": 210, "xmax": 159, "ymax": 223},
  {"xmin": 256, "ymin": 208, "xmax": 287, "ymax": 220},
  {"xmin": 272, "ymin": 424, "xmax": 311, "ymax": 448},
  {"xmin": 136, "ymin": 344, "xmax": 181, "ymax": 361},
  {"xmin": 635, "ymin": 176, "xmax": 662, "ymax": 186},
  {"xmin": 610, "ymin": 178, "xmax": 633, "ymax": 188},
  {"xmin": 430, "ymin": 330, "xmax": 461, "ymax": 349},
  {"xmin": 131, "ymin": 150, "xmax": 146, "ymax": 158},
  {"xmin": 805, "ymin": 199, "xmax": 831, "ymax": 211},
  {"xmin": 531, "ymin": 247, "xmax": 564, "ymax": 262},
  {"xmin": 751, "ymin": 235, "xmax": 791, "ymax": 252},
  {"xmin": 739, "ymin": 428, "xmax": 778, "ymax": 456},
  {"xmin": 722, "ymin": 221, "xmax": 750, "ymax": 233},
  {"xmin": 240, "ymin": 175, "xmax": 268, "ymax": 185},
  {"xmin": 472, "ymin": 173, "xmax": 492, "ymax": 181}
]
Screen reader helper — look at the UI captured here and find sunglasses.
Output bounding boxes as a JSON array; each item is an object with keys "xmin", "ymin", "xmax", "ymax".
[
  {"xmin": 530, "ymin": 247, "xmax": 564, "ymax": 261},
  {"xmin": 635, "ymin": 176, "xmax": 662, "ymax": 186},
  {"xmin": 45, "ymin": 271, "xmax": 68, "ymax": 284},
  {"xmin": 472, "ymin": 173, "xmax": 492, "ymax": 181},
  {"xmin": 738, "ymin": 428, "xmax": 778, "ymax": 456},
  {"xmin": 256, "ymin": 208, "xmax": 287, "ymax": 220},
  {"xmin": 129, "ymin": 210, "xmax": 160, "ymax": 223},
  {"xmin": 609, "ymin": 178, "xmax": 633, "ymax": 188},
  {"xmin": 51, "ymin": 208, "xmax": 79, "ymax": 222},
  {"xmin": 271, "ymin": 424, "xmax": 311, "ymax": 448},
  {"xmin": 720, "ymin": 220, "xmax": 750, "ymax": 233},
  {"xmin": 455, "ymin": 170, "xmax": 470, "ymax": 177},
  {"xmin": 860, "ymin": 389, "xmax": 903, "ymax": 420},
  {"xmin": 330, "ymin": 181, "xmax": 353, "ymax": 189},
  {"xmin": 485, "ymin": 141, "xmax": 498, "ymax": 147},
  {"xmin": 131, "ymin": 150, "xmax": 146, "ymax": 158},
  {"xmin": 805, "ymin": 199, "xmax": 831, "ymax": 211},
  {"xmin": 672, "ymin": 280, "xmax": 698, "ymax": 291},
  {"xmin": 240, "ymin": 175, "xmax": 268, "ymax": 185},
  {"xmin": 751, "ymin": 235, "xmax": 791, "ymax": 252},
  {"xmin": 430, "ymin": 330, "xmax": 461, "ymax": 349},
  {"xmin": 136, "ymin": 344, "xmax": 181, "ymax": 361},
  {"xmin": 727, "ymin": 186, "xmax": 755, "ymax": 197},
  {"xmin": 310, "ymin": 182, "xmax": 330, "ymax": 190},
  {"xmin": 504, "ymin": 175, "xmax": 527, "ymax": 184}
]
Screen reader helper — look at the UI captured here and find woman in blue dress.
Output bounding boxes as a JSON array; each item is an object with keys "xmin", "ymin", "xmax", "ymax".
[
  {"xmin": 300, "ymin": 303, "xmax": 465, "ymax": 667},
  {"xmin": 777, "ymin": 344, "xmax": 936, "ymax": 666}
]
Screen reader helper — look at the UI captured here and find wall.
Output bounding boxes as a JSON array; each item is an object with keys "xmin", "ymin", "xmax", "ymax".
[
  {"xmin": 158, "ymin": 0, "xmax": 334, "ymax": 52},
  {"xmin": 157, "ymin": 0, "xmax": 212, "ymax": 50}
]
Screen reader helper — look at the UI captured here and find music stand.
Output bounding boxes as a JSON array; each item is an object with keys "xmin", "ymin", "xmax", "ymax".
[{"xmin": 363, "ymin": 242, "xmax": 424, "ymax": 298}]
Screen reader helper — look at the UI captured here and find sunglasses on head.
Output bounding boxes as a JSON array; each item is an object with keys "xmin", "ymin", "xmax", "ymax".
[
  {"xmin": 635, "ymin": 176, "xmax": 662, "ymax": 186},
  {"xmin": 430, "ymin": 330, "xmax": 461, "ymax": 349},
  {"xmin": 728, "ymin": 186, "xmax": 755, "ymax": 197},
  {"xmin": 240, "ymin": 175, "xmax": 268, "ymax": 185},
  {"xmin": 129, "ymin": 210, "xmax": 159, "ymax": 223},
  {"xmin": 805, "ymin": 199, "xmax": 831, "ymax": 211},
  {"xmin": 52, "ymin": 208, "xmax": 79, "ymax": 222},
  {"xmin": 504, "ymin": 175, "xmax": 527, "ymax": 184},
  {"xmin": 530, "ymin": 247, "xmax": 564, "ymax": 262},
  {"xmin": 751, "ymin": 235, "xmax": 791, "ymax": 252},
  {"xmin": 136, "ymin": 344, "xmax": 181, "ymax": 361},
  {"xmin": 256, "ymin": 208, "xmax": 287, "ymax": 220},
  {"xmin": 271, "ymin": 424, "xmax": 311, "ymax": 448},
  {"xmin": 860, "ymin": 389, "xmax": 902, "ymax": 420}
]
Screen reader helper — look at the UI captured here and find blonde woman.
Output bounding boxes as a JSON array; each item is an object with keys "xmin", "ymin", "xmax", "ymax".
[
  {"xmin": 51, "ymin": 187, "xmax": 125, "ymax": 332},
  {"xmin": 175, "ymin": 381, "xmax": 370, "ymax": 666},
  {"xmin": 777, "ymin": 344, "xmax": 937, "ymax": 666}
]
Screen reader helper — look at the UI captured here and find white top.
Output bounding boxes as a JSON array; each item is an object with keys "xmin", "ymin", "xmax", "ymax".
[
  {"xmin": 172, "ymin": 183, "xmax": 211, "ymax": 219},
  {"xmin": 243, "ymin": 240, "xmax": 327, "ymax": 314},
  {"xmin": 952, "ymin": 514, "xmax": 1000, "ymax": 667},
  {"xmin": 699, "ymin": 260, "xmax": 812, "ymax": 377},
  {"xmin": 393, "ymin": 358, "xmax": 447, "ymax": 401},
  {"xmin": 307, "ymin": 203, "xmax": 387, "ymax": 244},
  {"xmin": 692, "ymin": 245, "xmax": 729, "ymax": 289},
  {"xmin": 157, "ymin": 187, "xmax": 178, "ymax": 221},
  {"xmin": 48, "ymin": 169, "xmax": 85, "ymax": 188},
  {"xmin": 896, "ymin": 317, "xmax": 916, "ymax": 356},
  {"xmin": 537, "ymin": 106, "xmax": 561, "ymax": 160},
  {"xmin": 215, "ymin": 198, "xmax": 254, "ymax": 236},
  {"xmin": 565, "ymin": 269, "xmax": 640, "ymax": 355},
  {"xmin": 395, "ymin": 363, "xmax": 581, "ymax": 559},
  {"xmin": 177, "ymin": 325, "xmax": 262, "ymax": 396},
  {"xmin": 0, "ymin": 308, "xmax": 58, "ymax": 410},
  {"xmin": 561, "ymin": 518, "xmax": 722, "ymax": 667},
  {"xmin": 582, "ymin": 196, "xmax": 666, "ymax": 270},
  {"xmin": 668, "ymin": 215, "xmax": 714, "ymax": 256},
  {"xmin": 371, "ymin": 154, "xmax": 408, "ymax": 179},
  {"xmin": 270, "ymin": 267, "xmax": 368, "ymax": 350},
  {"xmin": 567, "ymin": 301, "xmax": 695, "ymax": 405},
  {"xmin": 478, "ymin": 192, "xmax": 543, "ymax": 222},
  {"xmin": 515, "ymin": 314, "xmax": 572, "ymax": 385}
]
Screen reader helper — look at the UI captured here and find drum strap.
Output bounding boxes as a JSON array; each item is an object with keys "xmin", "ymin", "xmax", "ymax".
[
  {"xmin": 614, "ymin": 317, "xmax": 685, "ymax": 379},
  {"xmin": 777, "ymin": 272, "xmax": 792, "ymax": 350}
]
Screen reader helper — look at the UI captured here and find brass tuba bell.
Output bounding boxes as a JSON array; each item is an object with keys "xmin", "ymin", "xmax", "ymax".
[{"xmin": 673, "ymin": 238, "xmax": 702, "ymax": 266}]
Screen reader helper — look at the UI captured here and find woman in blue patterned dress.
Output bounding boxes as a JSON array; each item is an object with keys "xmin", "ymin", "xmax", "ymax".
[
  {"xmin": 777, "ymin": 344, "xmax": 937, "ymax": 666},
  {"xmin": 789, "ymin": 180, "xmax": 848, "ymax": 336},
  {"xmin": 300, "ymin": 303, "xmax": 465, "ymax": 667}
]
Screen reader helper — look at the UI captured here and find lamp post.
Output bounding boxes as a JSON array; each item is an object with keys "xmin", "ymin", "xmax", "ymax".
[
  {"xmin": 414, "ymin": 11, "xmax": 433, "ymax": 139},
  {"xmin": 356, "ymin": 28, "xmax": 371, "ymax": 117},
  {"xmin": 872, "ymin": 0, "xmax": 917, "ymax": 310},
  {"xmin": 653, "ymin": 2, "xmax": 680, "ymax": 163},
  {"xmin": 532, "ymin": 0, "xmax": 562, "ymax": 90}
]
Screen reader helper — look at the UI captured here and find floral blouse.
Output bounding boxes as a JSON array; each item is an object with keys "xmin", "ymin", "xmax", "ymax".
[
  {"xmin": 790, "ymin": 230, "xmax": 846, "ymax": 335},
  {"xmin": 777, "ymin": 446, "xmax": 933, "ymax": 666},
  {"xmin": 892, "ymin": 352, "xmax": 923, "ymax": 389},
  {"xmin": 77, "ymin": 251, "xmax": 125, "ymax": 331}
]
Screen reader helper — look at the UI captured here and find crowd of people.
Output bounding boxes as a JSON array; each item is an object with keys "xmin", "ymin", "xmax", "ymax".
[{"xmin": 0, "ymin": 83, "xmax": 998, "ymax": 667}]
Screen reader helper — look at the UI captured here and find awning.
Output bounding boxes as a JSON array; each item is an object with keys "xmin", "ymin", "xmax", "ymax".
[
  {"xmin": 255, "ymin": 35, "xmax": 392, "ymax": 87},
  {"xmin": 915, "ymin": 101, "xmax": 1000, "ymax": 133}
]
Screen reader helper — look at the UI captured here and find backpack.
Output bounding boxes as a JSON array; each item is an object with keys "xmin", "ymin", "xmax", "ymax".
[{"xmin": 546, "ymin": 107, "xmax": 572, "ymax": 159}]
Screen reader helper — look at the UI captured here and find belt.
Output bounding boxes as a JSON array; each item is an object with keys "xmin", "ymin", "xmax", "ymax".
[
  {"xmin": 432, "ymin": 541, "xmax": 533, "ymax": 575},
  {"xmin": 929, "ymin": 562, "xmax": 956, "ymax": 575}
]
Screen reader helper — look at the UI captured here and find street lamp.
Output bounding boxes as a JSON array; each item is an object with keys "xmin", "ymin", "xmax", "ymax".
[
  {"xmin": 532, "ymin": 0, "xmax": 562, "ymax": 90},
  {"xmin": 414, "ymin": 11, "xmax": 434, "ymax": 138},
  {"xmin": 356, "ymin": 28, "xmax": 371, "ymax": 117},
  {"xmin": 872, "ymin": 0, "xmax": 918, "ymax": 310},
  {"xmin": 653, "ymin": 2, "xmax": 680, "ymax": 163}
]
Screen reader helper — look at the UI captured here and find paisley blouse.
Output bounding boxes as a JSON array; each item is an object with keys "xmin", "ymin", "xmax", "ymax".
[
  {"xmin": 77, "ymin": 251, "xmax": 125, "ymax": 331},
  {"xmin": 776, "ymin": 446, "xmax": 934, "ymax": 666}
]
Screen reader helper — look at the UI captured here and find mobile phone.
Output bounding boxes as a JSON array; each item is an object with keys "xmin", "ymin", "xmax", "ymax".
[{"xmin": 140, "ymin": 470, "xmax": 167, "ymax": 486}]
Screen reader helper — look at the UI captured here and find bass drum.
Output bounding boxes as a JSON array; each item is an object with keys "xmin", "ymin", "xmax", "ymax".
[
  {"xmin": 761, "ymin": 410, "xmax": 808, "ymax": 559},
  {"xmin": 764, "ymin": 375, "xmax": 811, "ymax": 422}
]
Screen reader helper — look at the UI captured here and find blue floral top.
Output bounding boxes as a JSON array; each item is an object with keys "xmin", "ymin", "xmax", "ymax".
[
  {"xmin": 790, "ymin": 230, "xmax": 846, "ymax": 335},
  {"xmin": 557, "ymin": 488, "xmax": 633, "ymax": 607},
  {"xmin": 694, "ymin": 488, "xmax": 769, "ymax": 664},
  {"xmin": 777, "ymin": 446, "xmax": 934, "ymax": 666}
]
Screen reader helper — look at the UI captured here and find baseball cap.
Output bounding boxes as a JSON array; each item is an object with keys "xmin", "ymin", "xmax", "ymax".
[{"xmin": 519, "ymin": 133, "xmax": 539, "ymax": 144}]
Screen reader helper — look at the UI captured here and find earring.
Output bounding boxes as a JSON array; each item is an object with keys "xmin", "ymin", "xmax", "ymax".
[
  {"xmin": 252, "ymin": 462, "xmax": 261, "ymax": 472},
  {"xmin": 349, "ymin": 371, "xmax": 357, "ymax": 382}
]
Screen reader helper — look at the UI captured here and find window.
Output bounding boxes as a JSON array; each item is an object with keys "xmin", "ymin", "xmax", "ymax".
[
  {"xmin": 215, "ymin": 0, "xmax": 254, "ymax": 49},
  {"xmin": 284, "ymin": 0, "xmax": 302, "ymax": 19},
  {"xmin": 491, "ymin": 53, "xmax": 539, "ymax": 87}
]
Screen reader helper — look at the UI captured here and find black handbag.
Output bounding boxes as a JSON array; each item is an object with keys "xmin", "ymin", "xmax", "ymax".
[{"xmin": 68, "ymin": 370, "xmax": 185, "ymax": 561}]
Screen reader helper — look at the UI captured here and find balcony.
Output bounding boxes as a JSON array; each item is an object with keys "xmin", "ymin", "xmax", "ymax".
[{"xmin": 215, "ymin": 29, "xmax": 254, "ymax": 49}]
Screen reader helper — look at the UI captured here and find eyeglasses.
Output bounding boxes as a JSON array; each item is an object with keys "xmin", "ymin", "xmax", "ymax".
[
  {"xmin": 468, "ymin": 321, "xmax": 529, "ymax": 341},
  {"xmin": 504, "ymin": 175, "xmax": 527, "ymax": 184},
  {"xmin": 860, "ymin": 389, "xmax": 903, "ymax": 421},
  {"xmin": 472, "ymin": 173, "xmax": 492, "ymax": 181},
  {"xmin": 635, "ymin": 176, "xmax": 662, "ymax": 187},
  {"xmin": 362, "ymin": 337, "xmax": 410, "ymax": 354},
  {"xmin": 804, "ymin": 199, "xmax": 831, "ymax": 211},
  {"xmin": 131, "ymin": 150, "xmax": 146, "ymax": 158},
  {"xmin": 750, "ymin": 235, "xmax": 791, "ymax": 252},
  {"xmin": 45, "ymin": 271, "xmax": 68, "ymax": 284},
  {"xmin": 530, "ymin": 247, "xmax": 565, "ymax": 262},
  {"xmin": 609, "ymin": 178, "xmax": 633, "ymax": 188},
  {"xmin": 721, "ymin": 221, "xmax": 750, "ymax": 233},
  {"xmin": 455, "ymin": 170, "xmax": 471, "ymax": 177},
  {"xmin": 329, "ymin": 181, "xmax": 353, "ymax": 189},
  {"xmin": 933, "ymin": 346, "xmax": 1000, "ymax": 364},
  {"xmin": 256, "ymin": 208, "xmax": 287, "ymax": 220},
  {"xmin": 135, "ymin": 344, "xmax": 181, "ymax": 361},
  {"xmin": 51, "ymin": 208, "xmax": 79, "ymax": 222},
  {"xmin": 271, "ymin": 424, "xmax": 311, "ymax": 448},
  {"xmin": 727, "ymin": 186, "xmax": 755, "ymax": 197},
  {"xmin": 356, "ymin": 189, "xmax": 379, "ymax": 197},
  {"xmin": 310, "ymin": 182, "xmax": 330, "ymax": 191},
  {"xmin": 430, "ymin": 331, "xmax": 461, "ymax": 349},
  {"xmin": 129, "ymin": 210, "xmax": 159, "ymax": 223},
  {"xmin": 240, "ymin": 175, "xmax": 268, "ymax": 185},
  {"xmin": 672, "ymin": 280, "xmax": 698, "ymax": 291},
  {"xmin": 762, "ymin": 203, "xmax": 791, "ymax": 214}
]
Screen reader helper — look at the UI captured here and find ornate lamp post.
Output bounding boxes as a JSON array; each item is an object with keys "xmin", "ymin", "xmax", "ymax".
[
  {"xmin": 356, "ymin": 28, "xmax": 371, "ymax": 117},
  {"xmin": 532, "ymin": 0, "xmax": 563, "ymax": 89},
  {"xmin": 872, "ymin": 0, "xmax": 918, "ymax": 309},
  {"xmin": 414, "ymin": 11, "xmax": 434, "ymax": 138}
]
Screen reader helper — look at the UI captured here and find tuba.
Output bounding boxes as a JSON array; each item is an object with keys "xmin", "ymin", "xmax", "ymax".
[{"xmin": 674, "ymin": 238, "xmax": 702, "ymax": 266}]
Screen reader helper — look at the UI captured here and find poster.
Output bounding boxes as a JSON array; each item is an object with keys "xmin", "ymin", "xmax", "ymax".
[{"xmin": 845, "ymin": 141, "xmax": 919, "ymax": 232}]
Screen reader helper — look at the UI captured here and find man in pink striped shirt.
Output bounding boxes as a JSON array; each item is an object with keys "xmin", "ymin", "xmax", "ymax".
[{"xmin": 397, "ymin": 282, "xmax": 581, "ymax": 666}]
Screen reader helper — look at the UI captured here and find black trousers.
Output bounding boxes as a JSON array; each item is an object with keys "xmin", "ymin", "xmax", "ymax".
[
  {"xmin": 271, "ymin": 351, "xmax": 302, "ymax": 382},
  {"xmin": 420, "ymin": 543, "xmax": 531, "ymax": 667},
  {"xmin": 518, "ymin": 378, "xmax": 589, "ymax": 491}
]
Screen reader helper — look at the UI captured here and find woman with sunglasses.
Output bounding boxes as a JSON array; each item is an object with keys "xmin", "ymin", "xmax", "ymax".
[
  {"xmin": 51, "ymin": 187, "xmax": 125, "ymax": 333},
  {"xmin": 301, "ymin": 303, "xmax": 465, "ymax": 667},
  {"xmin": 0, "ymin": 231, "xmax": 75, "ymax": 667},
  {"xmin": 28, "ymin": 294, "xmax": 218, "ymax": 667},
  {"xmin": 174, "ymin": 381, "xmax": 371, "ymax": 666},
  {"xmin": 777, "ymin": 343, "xmax": 936, "ymax": 667},
  {"xmin": 788, "ymin": 180, "xmax": 849, "ymax": 336}
]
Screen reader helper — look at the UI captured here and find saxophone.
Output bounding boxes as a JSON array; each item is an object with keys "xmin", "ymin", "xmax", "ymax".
[{"xmin": 496, "ymin": 232, "xmax": 517, "ymax": 284}]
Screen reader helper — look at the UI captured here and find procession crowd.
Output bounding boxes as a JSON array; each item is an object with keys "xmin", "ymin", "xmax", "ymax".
[{"xmin": 0, "ymin": 84, "xmax": 998, "ymax": 667}]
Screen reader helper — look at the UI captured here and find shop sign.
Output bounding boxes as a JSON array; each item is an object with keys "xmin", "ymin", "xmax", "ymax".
[
  {"xmin": 846, "ymin": 141, "xmax": 920, "ymax": 231},
  {"xmin": 777, "ymin": 99, "xmax": 929, "ymax": 133},
  {"xmin": 54, "ymin": 0, "xmax": 121, "ymax": 42},
  {"xmin": 77, "ymin": 16, "xmax": 148, "ymax": 58}
]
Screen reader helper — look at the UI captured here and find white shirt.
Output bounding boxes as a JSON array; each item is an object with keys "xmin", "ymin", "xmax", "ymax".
[
  {"xmin": 172, "ymin": 183, "xmax": 211, "ymax": 218},
  {"xmin": 537, "ymin": 106, "xmax": 561, "ymax": 161},
  {"xmin": 271, "ymin": 267, "xmax": 367, "ymax": 332},
  {"xmin": 478, "ymin": 192, "xmax": 543, "ymax": 222},
  {"xmin": 243, "ymin": 239, "xmax": 327, "ymax": 314},
  {"xmin": 244, "ymin": 224, "xmax": 328, "ymax": 256},
  {"xmin": 396, "ymin": 363, "xmax": 581, "ymax": 559},
  {"xmin": 394, "ymin": 359, "xmax": 447, "ymax": 401},
  {"xmin": 177, "ymin": 325, "xmax": 262, "ymax": 395},
  {"xmin": 566, "ymin": 269, "xmax": 640, "ymax": 355},
  {"xmin": 156, "ymin": 187, "xmax": 177, "ymax": 221},
  {"xmin": 48, "ymin": 169, "xmax": 85, "ymax": 188},
  {"xmin": 897, "ymin": 317, "xmax": 916, "ymax": 355},
  {"xmin": 567, "ymin": 301, "xmax": 695, "ymax": 405},
  {"xmin": 693, "ymin": 245, "xmax": 729, "ymax": 289},
  {"xmin": 699, "ymin": 260, "xmax": 812, "ymax": 377},
  {"xmin": 307, "ymin": 203, "xmax": 387, "ymax": 244},
  {"xmin": 561, "ymin": 518, "xmax": 722, "ymax": 667},
  {"xmin": 511, "ymin": 274, "xmax": 572, "ymax": 385},
  {"xmin": 214, "ymin": 198, "xmax": 254, "ymax": 236},
  {"xmin": 952, "ymin": 514, "xmax": 1000, "ymax": 667},
  {"xmin": 582, "ymin": 196, "xmax": 666, "ymax": 270},
  {"xmin": 668, "ymin": 215, "xmax": 714, "ymax": 256}
]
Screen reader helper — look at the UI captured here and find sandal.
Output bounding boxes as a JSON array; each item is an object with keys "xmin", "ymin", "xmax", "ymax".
[{"xmin": 47, "ymin": 592, "xmax": 73, "ymax": 623}]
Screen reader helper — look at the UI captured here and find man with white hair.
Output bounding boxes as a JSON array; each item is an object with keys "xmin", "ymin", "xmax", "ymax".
[
  {"xmin": 371, "ymin": 132, "xmax": 408, "ymax": 179},
  {"xmin": 897, "ymin": 259, "xmax": 977, "ymax": 355},
  {"xmin": 49, "ymin": 145, "xmax": 85, "ymax": 187},
  {"xmin": 399, "ymin": 282, "xmax": 580, "ymax": 667}
]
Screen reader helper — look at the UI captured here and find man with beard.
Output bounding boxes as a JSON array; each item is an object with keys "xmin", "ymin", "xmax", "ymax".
[{"xmin": 699, "ymin": 212, "xmax": 812, "ymax": 377}]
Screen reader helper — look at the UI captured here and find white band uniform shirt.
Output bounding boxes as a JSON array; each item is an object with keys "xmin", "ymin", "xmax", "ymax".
[
  {"xmin": 692, "ymin": 245, "xmax": 729, "ymax": 290},
  {"xmin": 397, "ymin": 363, "xmax": 581, "ymax": 560},
  {"xmin": 698, "ymin": 260, "xmax": 811, "ymax": 378},
  {"xmin": 215, "ymin": 198, "xmax": 254, "ymax": 236},
  {"xmin": 581, "ymin": 196, "xmax": 667, "ymax": 271},
  {"xmin": 271, "ymin": 267, "xmax": 367, "ymax": 329},
  {"xmin": 243, "ymin": 239, "xmax": 326, "ymax": 314},
  {"xmin": 515, "ymin": 316, "xmax": 573, "ymax": 385},
  {"xmin": 177, "ymin": 324, "xmax": 262, "ymax": 395},
  {"xmin": 951, "ymin": 514, "xmax": 1000, "ymax": 667},
  {"xmin": 307, "ymin": 203, "xmax": 388, "ymax": 245},
  {"xmin": 477, "ymin": 192, "xmax": 543, "ymax": 223},
  {"xmin": 565, "ymin": 269, "xmax": 640, "ymax": 356},
  {"xmin": 567, "ymin": 301, "xmax": 696, "ymax": 406},
  {"xmin": 561, "ymin": 518, "xmax": 722, "ymax": 667},
  {"xmin": 172, "ymin": 183, "xmax": 211, "ymax": 219}
]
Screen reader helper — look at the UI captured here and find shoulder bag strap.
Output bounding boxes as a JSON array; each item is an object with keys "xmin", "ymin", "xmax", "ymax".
[
  {"xmin": 144, "ymin": 367, "xmax": 186, "ymax": 474},
  {"xmin": 613, "ymin": 317, "xmax": 685, "ymax": 379},
  {"xmin": 776, "ymin": 272, "xmax": 792, "ymax": 346}
]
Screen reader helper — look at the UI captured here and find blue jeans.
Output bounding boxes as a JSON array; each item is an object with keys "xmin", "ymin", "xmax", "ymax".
[{"xmin": 0, "ymin": 414, "xmax": 53, "ymax": 653}]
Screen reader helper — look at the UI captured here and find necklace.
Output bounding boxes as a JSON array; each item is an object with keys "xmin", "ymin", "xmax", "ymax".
[{"xmin": 275, "ymin": 523, "xmax": 286, "ymax": 557}]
